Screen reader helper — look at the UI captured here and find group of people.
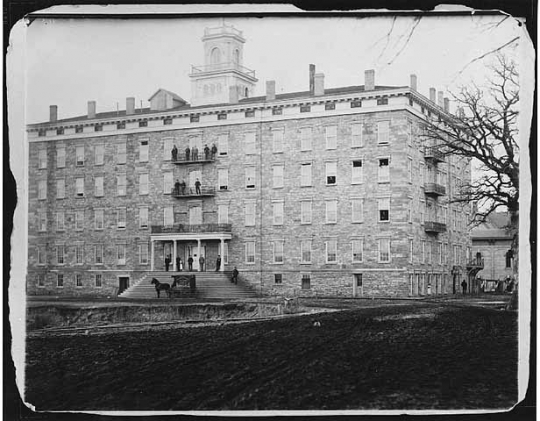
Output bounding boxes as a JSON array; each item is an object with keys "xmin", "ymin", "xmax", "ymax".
[
  {"xmin": 173, "ymin": 178, "xmax": 202, "ymax": 195},
  {"xmin": 171, "ymin": 144, "xmax": 218, "ymax": 162},
  {"xmin": 164, "ymin": 254, "xmax": 223, "ymax": 272}
]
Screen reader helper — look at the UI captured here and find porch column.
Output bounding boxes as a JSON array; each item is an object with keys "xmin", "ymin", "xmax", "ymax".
[
  {"xmin": 173, "ymin": 240, "xmax": 177, "ymax": 269},
  {"xmin": 220, "ymin": 239, "xmax": 225, "ymax": 272},
  {"xmin": 197, "ymin": 238, "xmax": 201, "ymax": 271},
  {"xmin": 151, "ymin": 240, "xmax": 155, "ymax": 271}
]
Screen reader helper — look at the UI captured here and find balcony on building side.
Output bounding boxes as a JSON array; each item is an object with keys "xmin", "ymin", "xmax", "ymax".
[
  {"xmin": 151, "ymin": 223, "xmax": 232, "ymax": 234},
  {"xmin": 424, "ymin": 221, "xmax": 447, "ymax": 234},
  {"xmin": 172, "ymin": 154, "xmax": 216, "ymax": 165},
  {"xmin": 190, "ymin": 62, "xmax": 256, "ymax": 78},
  {"xmin": 171, "ymin": 186, "xmax": 215, "ymax": 198},
  {"xmin": 424, "ymin": 146, "xmax": 445, "ymax": 163},
  {"xmin": 424, "ymin": 183, "xmax": 446, "ymax": 197},
  {"xmin": 466, "ymin": 257, "xmax": 484, "ymax": 271}
]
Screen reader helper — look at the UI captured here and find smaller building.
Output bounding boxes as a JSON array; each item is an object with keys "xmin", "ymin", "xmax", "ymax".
[{"xmin": 471, "ymin": 212, "xmax": 515, "ymax": 292}]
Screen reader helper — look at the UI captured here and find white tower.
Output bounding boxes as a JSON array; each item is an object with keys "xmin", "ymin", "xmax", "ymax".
[{"xmin": 189, "ymin": 24, "xmax": 258, "ymax": 106}]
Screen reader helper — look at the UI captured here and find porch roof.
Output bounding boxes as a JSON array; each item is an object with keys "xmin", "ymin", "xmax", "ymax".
[{"xmin": 150, "ymin": 233, "xmax": 232, "ymax": 241}]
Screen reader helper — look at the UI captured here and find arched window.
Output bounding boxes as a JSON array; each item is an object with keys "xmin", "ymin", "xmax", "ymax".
[
  {"xmin": 233, "ymin": 49, "xmax": 240, "ymax": 64},
  {"xmin": 210, "ymin": 47, "xmax": 221, "ymax": 65},
  {"xmin": 505, "ymin": 250, "xmax": 513, "ymax": 268}
]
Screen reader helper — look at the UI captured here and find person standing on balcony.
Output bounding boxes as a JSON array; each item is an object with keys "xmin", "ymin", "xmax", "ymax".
[
  {"xmin": 195, "ymin": 178, "xmax": 202, "ymax": 195},
  {"xmin": 215, "ymin": 255, "xmax": 221, "ymax": 272},
  {"xmin": 180, "ymin": 180, "xmax": 186, "ymax": 195},
  {"xmin": 211, "ymin": 143, "xmax": 218, "ymax": 159},
  {"xmin": 204, "ymin": 144, "xmax": 210, "ymax": 160},
  {"xmin": 174, "ymin": 180, "xmax": 181, "ymax": 196},
  {"xmin": 185, "ymin": 146, "xmax": 190, "ymax": 161},
  {"xmin": 192, "ymin": 146, "xmax": 198, "ymax": 161},
  {"xmin": 188, "ymin": 255, "xmax": 193, "ymax": 271},
  {"xmin": 171, "ymin": 145, "xmax": 178, "ymax": 161},
  {"xmin": 199, "ymin": 255, "xmax": 205, "ymax": 272}
]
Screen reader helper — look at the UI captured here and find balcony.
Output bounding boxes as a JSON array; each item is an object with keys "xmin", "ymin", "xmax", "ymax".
[
  {"xmin": 424, "ymin": 183, "xmax": 446, "ymax": 197},
  {"xmin": 171, "ymin": 186, "xmax": 215, "ymax": 198},
  {"xmin": 151, "ymin": 224, "xmax": 232, "ymax": 234},
  {"xmin": 466, "ymin": 258, "xmax": 484, "ymax": 270},
  {"xmin": 424, "ymin": 146, "xmax": 445, "ymax": 163},
  {"xmin": 190, "ymin": 62, "xmax": 256, "ymax": 79},
  {"xmin": 424, "ymin": 221, "xmax": 447, "ymax": 234},
  {"xmin": 171, "ymin": 154, "xmax": 216, "ymax": 165}
]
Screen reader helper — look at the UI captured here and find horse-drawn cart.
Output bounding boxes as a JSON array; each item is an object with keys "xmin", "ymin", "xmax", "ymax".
[{"xmin": 170, "ymin": 274, "xmax": 197, "ymax": 298}]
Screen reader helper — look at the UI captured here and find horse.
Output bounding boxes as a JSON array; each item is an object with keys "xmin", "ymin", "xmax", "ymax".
[{"xmin": 151, "ymin": 278, "xmax": 171, "ymax": 298}]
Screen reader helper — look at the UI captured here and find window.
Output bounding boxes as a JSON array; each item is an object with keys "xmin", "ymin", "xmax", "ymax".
[
  {"xmin": 326, "ymin": 240, "xmax": 337, "ymax": 263},
  {"xmin": 218, "ymin": 169, "xmax": 229, "ymax": 191},
  {"xmin": 301, "ymin": 201, "xmax": 312, "ymax": 224},
  {"xmin": 245, "ymin": 202, "xmax": 256, "ymax": 226},
  {"xmin": 38, "ymin": 274, "xmax": 45, "ymax": 287},
  {"xmin": 351, "ymin": 124, "xmax": 363, "ymax": 148},
  {"xmin": 439, "ymin": 242, "xmax": 443, "ymax": 265},
  {"xmin": 218, "ymin": 134, "xmax": 229, "ymax": 156},
  {"xmin": 378, "ymin": 238, "xmax": 391, "ymax": 262},
  {"xmin": 351, "ymin": 100, "xmax": 362, "ymax": 108},
  {"xmin": 325, "ymin": 102, "xmax": 336, "ymax": 110},
  {"xmin": 56, "ymin": 145, "xmax": 65, "ymax": 168},
  {"xmin": 407, "ymin": 122, "xmax": 413, "ymax": 146},
  {"xmin": 218, "ymin": 113, "xmax": 227, "ymax": 120},
  {"xmin": 244, "ymin": 132, "xmax": 256, "ymax": 155},
  {"xmin": 377, "ymin": 121, "xmax": 390, "ymax": 144},
  {"xmin": 274, "ymin": 274, "xmax": 282, "ymax": 284},
  {"xmin": 75, "ymin": 126, "xmax": 83, "ymax": 134},
  {"xmin": 273, "ymin": 241, "xmax": 284, "ymax": 263},
  {"xmin": 139, "ymin": 243, "xmax": 149, "ymax": 265},
  {"xmin": 245, "ymin": 110, "xmax": 255, "ymax": 118},
  {"xmin": 505, "ymin": 250, "xmax": 513, "ymax": 268},
  {"xmin": 139, "ymin": 121, "xmax": 148, "ymax": 128},
  {"xmin": 301, "ymin": 240, "xmax": 312, "ymax": 264},
  {"xmin": 419, "ymin": 200, "xmax": 425, "ymax": 224},
  {"xmin": 351, "ymin": 160, "xmax": 363, "ymax": 184},
  {"xmin": 272, "ymin": 165, "xmax": 284, "ymax": 188},
  {"xmin": 95, "ymin": 125, "xmax": 103, "ymax": 132},
  {"xmin": 117, "ymin": 208, "xmax": 126, "ymax": 229},
  {"xmin": 56, "ymin": 179, "xmax": 65, "ymax": 199},
  {"xmin": 37, "ymin": 247, "xmax": 45, "ymax": 265},
  {"xmin": 408, "ymin": 158, "xmax": 413, "ymax": 183},
  {"xmin": 301, "ymin": 163, "xmax": 312, "ymax": 187},
  {"xmin": 38, "ymin": 149, "xmax": 47, "ymax": 169},
  {"xmin": 351, "ymin": 198, "xmax": 363, "ymax": 223},
  {"xmin": 325, "ymin": 126, "xmax": 337, "ymax": 150},
  {"xmin": 95, "ymin": 244, "xmax": 104, "ymax": 264},
  {"xmin": 75, "ymin": 177, "xmax": 85, "ymax": 197},
  {"xmin": 163, "ymin": 118, "xmax": 172, "ymax": 125},
  {"xmin": 273, "ymin": 201, "xmax": 284, "ymax": 225},
  {"xmin": 56, "ymin": 211, "xmax": 65, "ymax": 231},
  {"xmin": 422, "ymin": 241, "xmax": 427, "ymax": 264},
  {"xmin": 139, "ymin": 140, "xmax": 149, "ymax": 162},
  {"xmin": 352, "ymin": 239, "xmax": 363, "ymax": 262},
  {"xmin": 326, "ymin": 162, "xmax": 337, "ymax": 185},
  {"xmin": 419, "ymin": 162, "xmax": 425, "ymax": 184},
  {"xmin": 378, "ymin": 158, "xmax": 390, "ymax": 183},
  {"xmin": 245, "ymin": 241, "xmax": 255, "ymax": 264},
  {"xmin": 300, "ymin": 128, "xmax": 312, "ymax": 151},
  {"xmin": 95, "ymin": 274, "xmax": 102, "ymax": 287},
  {"xmin": 57, "ymin": 273, "xmax": 64, "ymax": 287},
  {"xmin": 163, "ymin": 207, "xmax": 174, "ymax": 227},
  {"xmin": 94, "ymin": 209, "xmax": 104, "ymax": 230},
  {"xmin": 56, "ymin": 245, "xmax": 65, "ymax": 265},
  {"xmin": 427, "ymin": 242, "xmax": 432, "ymax": 264},
  {"xmin": 117, "ymin": 244, "xmax": 126, "ymax": 265},
  {"xmin": 56, "ymin": 127, "xmax": 64, "ymax": 135},
  {"xmin": 76, "ymin": 243, "xmax": 84, "ymax": 264},
  {"xmin": 272, "ymin": 108, "xmax": 283, "ymax": 116},
  {"xmin": 378, "ymin": 198, "xmax": 390, "ymax": 222},
  {"xmin": 94, "ymin": 176, "xmax": 104, "ymax": 197},
  {"xmin": 163, "ymin": 172, "xmax": 173, "ymax": 195},
  {"xmin": 139, "ymin": 173, "xmax": 149, "ymax": 195},
  {"xmin": 38, "ymin": 210, "xmax": 47, "ymax": 232},
  {"xmin": 75, "ymin": 210, "xmax": 84, "ymax": 231},
  {"xmin": 272, "ymin": 130, "xmax": 283, "ymax": 153},
  {"xmin": 139, "ymin": 207, "xmax": 148, "ymax": 229},
  {"xmin": 407, "ymin": 198, "xmax": 413, "ymax": 223},
  {"xmin": 188, "ymin": 206, "xmax": 202, "ymax": 225},
  {"xmin": 410, "ymin": 239, "xmax": 414, "ymax": 263},
  {"xmin": 38, "ymin": 129, "xmax": 46, "ymax": 137},
  {"xmin": 190, "ymin": 115, "xmax": 199, "ymax": 123},
  {"xmin": 76, "ymin": 145, "xmax": 85, "ymax": 166},
  {"xmin": 245, "ymin": 167, "xmax": 256, "ymax": 189},
  {"xmin": 116, "ymin": 143, "xmax": 127, "ymax": 165},
  {"xmin": 117, "ymin": 174, "xmax": 127, "ymax": 196},
  {"xmin": 163, "ymin": 138, "xmax": 173, "ymax": 160},
  {"xmin": 326, "ymin": 200, "xmax": 337, "ymax": 224},
  {"xmin": 377, "ymin": 98, "xmax": 388, "ymax": 105},
  {"xmin": 300, "ymin": 105, "xmax": 311, "ymax": 113},
  {"xmin": 301, "ymin": 273, "xmax": 311, "ymax": 289},
  {"xmin": 38, "ymin": 180, "xmax": 47, "ymax": 200},
  {"xmin": 218, "ymin": 204, "xmax": 228, "ymax": 224}
]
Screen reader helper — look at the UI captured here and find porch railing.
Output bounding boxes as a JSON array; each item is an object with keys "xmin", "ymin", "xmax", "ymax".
[{"xmin": 151, "ymin": 224, "xmax": 232, "ymax": 234}]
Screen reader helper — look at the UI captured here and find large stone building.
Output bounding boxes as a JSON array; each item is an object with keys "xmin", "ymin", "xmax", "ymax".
[{"xmin": 26, "ymin": 23, "xmax": 473, "ymax": 298}]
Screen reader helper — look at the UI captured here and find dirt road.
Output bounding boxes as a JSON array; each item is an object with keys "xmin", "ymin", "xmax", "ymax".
[{"xmin": 25, "ymin": 302, "xmax": 517, "ymax": 411}]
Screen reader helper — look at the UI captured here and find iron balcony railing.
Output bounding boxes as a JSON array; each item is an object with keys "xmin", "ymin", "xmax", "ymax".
[
  {"xmin": 466, "ymin": 258, "xmax": 485, "ymax": 270},
  {"xmin": 424, "ymin": 183, "xmax": 446, "ymax": 196},
  {"xmin": 190, "ymin": 62, "xmax": 256, "ymax": 78},
  {"xmin": 151, "ymin": 223, "xmax": 232, "ymax": 234},
  {"xmin": 424, "ymin": 221, "xmax": 447, "ymax": 233},
  {"xmin": 171, "ymin": 186, "xmax": 215, "ymax": 197},
  {"xmin": 171, "ymin": 154, "xmax": 216, "ymax": 164},
  {"xmin": 424, "ymin": 146, "xmax": 445, "ymax": 163}
]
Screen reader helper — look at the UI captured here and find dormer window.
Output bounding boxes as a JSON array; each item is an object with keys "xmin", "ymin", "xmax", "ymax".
[
  {"xmin": 190, "ymin": 115, "xmax": 200, "ymax": 123},
  {"xmin": 56, "ymin": 128, "xmax": 64, "ymax": 135},
  {"xmin": 272, "ymin": 108, "xmax": 283, "ymax": 116},
  {"xmin": 38, "ymin": 129, "xmax": 46, "ymax": 137},
  {"xmin": 164, "ymin": 118, "xmax": 172, "ymax": 125},
  {"xmin": 245, "ymin": 110, "xmax": 255, "ymax": 118},
  {"xmin": 218, "ymin": 113, "xmax": 227, "ymax": 120},
  {"xmin": 117, "ymin": 122, "xmax": 125, "ymax": 129},
  {"xmin": 75, "ymin": 126, "xmax": 83, "ymax": 133},
  {"xmin": 300, "ymin": 105, "xmax": 311, "ymax": 113},
  {"xmin": 351, "ymin": 100, "xmax": 362, "ymax": 108},
  {"xmin": 139, "ymin": 121, "xmax": 147, "ymax": 128},
  {"xmin": 94, "ymin": 125, "xmax": 103, "ymax": 132},
  {"xmin": 377, "ymin": 98, "xmax": 388, "ymax": 106},
  {"xmin": 325, "ymin": 102, "xmax": 336, "ymax": 110}
]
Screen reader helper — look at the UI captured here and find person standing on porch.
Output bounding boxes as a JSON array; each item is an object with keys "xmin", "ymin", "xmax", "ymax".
[
  {"xmin": 215, "ymin": 255, "xmax": 221, "ymax": 271},
  {"xmin": 188, "ymin": 255, "xmax": 193, "ymax": 271},
  {"xmin": 232, "ymin": 267, "xmax": 238, "ymax": 284},
  {"xmin": 176, "ymin": 256, "xmax": 182, "ymax": 272},
  {"xmin": 199, "ymin": 255, "xmax": 205, "ymax": 272},
  {"xmin": 165, "ymin": 254, "xmax": 171, "ymax": 272}
]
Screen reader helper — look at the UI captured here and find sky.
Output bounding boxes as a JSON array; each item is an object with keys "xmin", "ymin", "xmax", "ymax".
[{"xmin": 23, "ymin": 12, "xmax": 523, "ymax": 123}]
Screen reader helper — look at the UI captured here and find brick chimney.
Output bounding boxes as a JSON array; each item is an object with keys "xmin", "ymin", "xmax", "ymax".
[
  {"xmin": 229, "ymin": 86, "xmax": 239, "ymax": 104},
  {"xmin": 437, "ymin": 91, "xmax": 444, "ymax": 108},
  {"xmin": 314, "ymin": 73, "xmax": 325, "ymax": 96},
  {"xmin": 309, "ymin": 64, "xmax": 316, "ymax": 94},
  {"xmin": 126, "ymin": 97, "xmax": 135, "ymax": 115},
  {"xmin": 429, "ymin": 88, "xmax": 436, "ymax": 103},
  {"xmin": 444, "ymin": 97, "xmax": 450, "ymax": 112},
  {"xmin": 266, "ymin": 81, "xmax": 276, "ymax": 101},
  {"xmin": 364, "ymin": 69, "xmax": 375, "ymax": 91},
  {"xmin": 49, "ymin": 105, "xmax": 58, "ymax": 122},
  {"xmin": 410, "ymin": 74, "xmax": 417, "ymax": 91},
  {"xmin": 88, "ymin": 101, "xmax": 96, "ymax": 119}
]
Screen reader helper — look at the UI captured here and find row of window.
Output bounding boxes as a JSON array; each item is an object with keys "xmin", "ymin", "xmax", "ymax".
[{"xmin": 37, "ymin": 273, "xmax": 103, "ymax": 288}]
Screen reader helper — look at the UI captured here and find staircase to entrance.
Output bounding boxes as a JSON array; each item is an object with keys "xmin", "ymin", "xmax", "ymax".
[{"xmin": 118, "ymin": 271, "xmax": 258, "ymax": 300}]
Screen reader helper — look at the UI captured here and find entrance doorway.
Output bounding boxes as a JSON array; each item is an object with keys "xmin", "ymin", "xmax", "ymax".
[
  {"xmin": 186, "ymin": 244, "xmax": 206, "ymax": 271},
  {"xmin": 353, "ymin": 274, "xmax": 363, "ymax": 297},
  {"xmin": 118, "ymin": 277, "xmax": 130, "ymax": 295}
]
